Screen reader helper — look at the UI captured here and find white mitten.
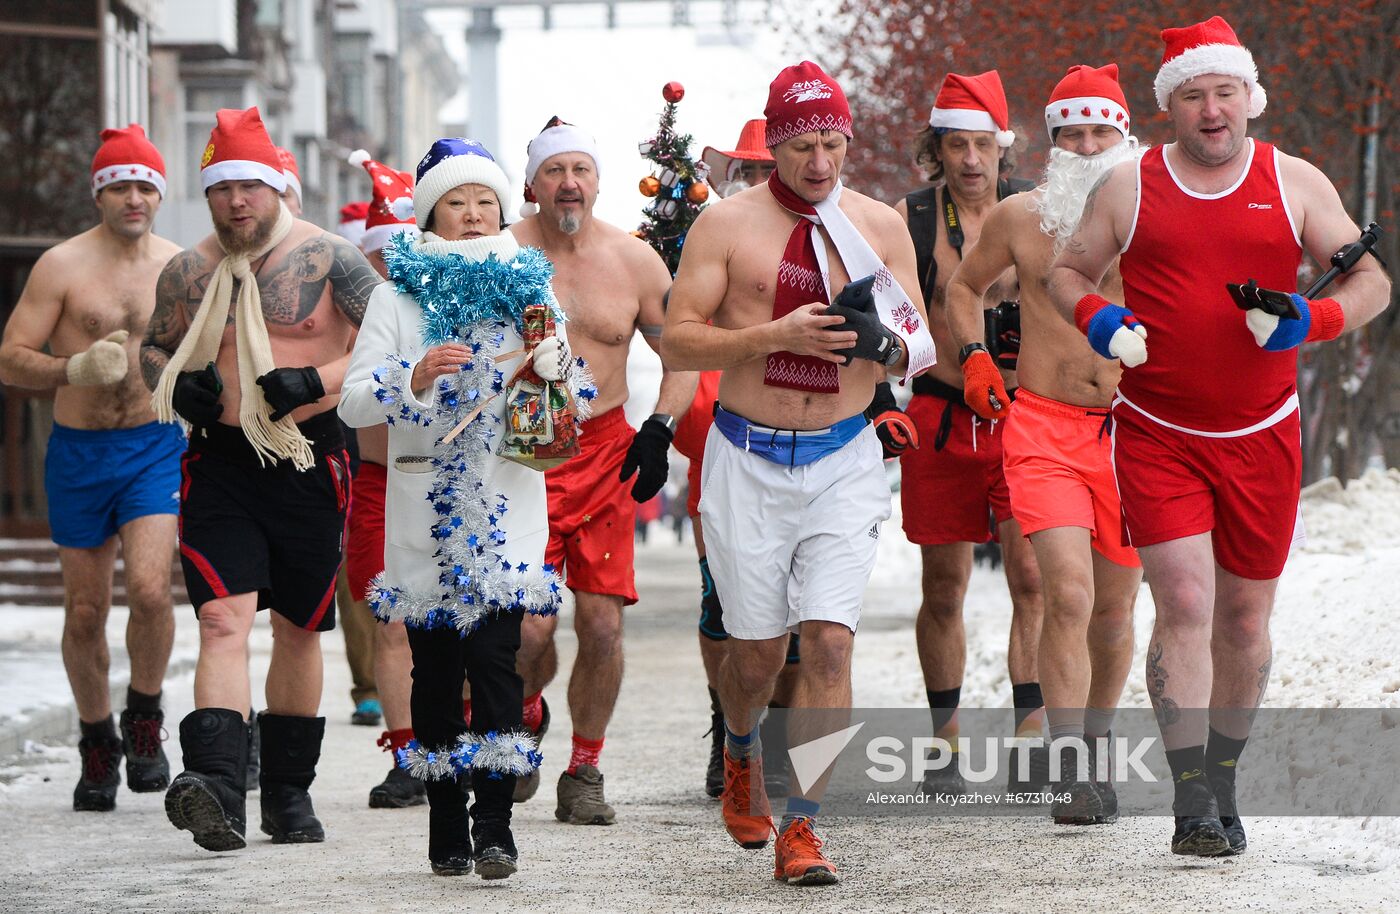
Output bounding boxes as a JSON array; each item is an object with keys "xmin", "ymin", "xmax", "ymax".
[
  {"xmin": 532, "ymin": 336, "xmax": 571, "ymax": 382},
  {"xmin": 65, "ymin": 330, "xmax": 130, "ymax": 386},
  {"xmin": 1108, "ymin": 324, "xmax": 1149, "ymax": 368}
]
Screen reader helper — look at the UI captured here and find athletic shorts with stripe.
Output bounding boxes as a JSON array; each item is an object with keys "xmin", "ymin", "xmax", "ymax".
[{"xmin": 178, "ymin": 409, "xmax": 350, "ymax": 631}]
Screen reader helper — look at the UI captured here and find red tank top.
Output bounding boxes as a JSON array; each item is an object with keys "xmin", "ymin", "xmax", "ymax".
[
  {"xmin": 672, "ymin": 370, "xmax": 721, "ymax": 460},
  {"xmin": 1118, "ymin": 140, "xmax": 1302, "ymax": 432}
]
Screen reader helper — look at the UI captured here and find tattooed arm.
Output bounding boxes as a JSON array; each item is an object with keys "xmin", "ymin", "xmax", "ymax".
[
  {"xmin": 1047, "ymin": 161, "xmax": 1137, "ymax": 327},
  {"xmin": 141, "ymin": 249, "xmax": 204, "ymax": 391},
  {"xmin": 327, "ymin": 234, "xmax": 382, "ymax": 328}
]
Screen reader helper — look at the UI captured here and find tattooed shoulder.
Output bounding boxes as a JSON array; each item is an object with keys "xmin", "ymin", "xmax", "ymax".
[
  {"xmin": 155, "ymin": 248, "xmax": 213, "ymax": 321},
  {"xmin": 326, "ymin": 233, "xmax": 382, "ymax": 327}
]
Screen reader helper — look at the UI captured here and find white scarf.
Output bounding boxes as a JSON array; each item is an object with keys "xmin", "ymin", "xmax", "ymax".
[
  {"xmin": 415, "ymin": 230, "xmax": 520, "ymax": 262},
  {"xmin": 151, "ymin": 204, "xmax": 314, "ymax": 469}
]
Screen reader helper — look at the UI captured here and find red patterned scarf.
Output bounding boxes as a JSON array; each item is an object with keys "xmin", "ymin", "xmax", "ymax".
[{"xmin": 764, "ymin": 172, "xmax": 839, "ymax": 393}]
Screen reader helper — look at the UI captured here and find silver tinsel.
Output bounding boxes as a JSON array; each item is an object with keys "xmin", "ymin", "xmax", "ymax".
[{"xmin": 397, "ymin": 730, "xmax": 543, "ymax": 781}]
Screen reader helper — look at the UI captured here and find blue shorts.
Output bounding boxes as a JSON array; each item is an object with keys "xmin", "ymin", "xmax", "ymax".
[{"xmin": 45, "ymin": 421, "xmax": 186, "ymax": 548}]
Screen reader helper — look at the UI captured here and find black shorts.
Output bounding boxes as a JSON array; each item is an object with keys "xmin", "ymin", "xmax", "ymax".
[{"xmin": 178, "ymin": 410, "xmax": 350, "ymax": 631}]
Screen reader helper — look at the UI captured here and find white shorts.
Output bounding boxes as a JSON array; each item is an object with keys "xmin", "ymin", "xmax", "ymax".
[{"xmin": 698, "ymin": 422, "xmax": 890, "ymax": 640}]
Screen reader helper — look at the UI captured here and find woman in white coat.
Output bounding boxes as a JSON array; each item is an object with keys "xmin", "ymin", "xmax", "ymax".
[{"xmin": 340, "ymin": 138, "xmax": 591, "ymax": 879}]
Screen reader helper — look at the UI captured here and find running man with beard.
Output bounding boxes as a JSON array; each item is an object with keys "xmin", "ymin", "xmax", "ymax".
[
  {"xmin": 0, "ymin": 125, "xmax": 182, "ymax": 812},
  {"xmin": 509, "ymin": 118, "xmax": 698, "ymax": 824},
  {"xmin": 945, "ymin": 64, "xmax": 1144, "ymax": 824},
  {"xmin": 665, "ymin": 62, "xmax": 935, "ymax": 886},
  {"xmin": 894, "ymin": 70, "xmax": 1046, "ymax": 796},
  {"xmin": 1050, "ymin": 17, "xmax": 1390, "ymax": 856},
  {"xmin": 141, "ymin": 108, "xmax": 381, "ymax": 852}
]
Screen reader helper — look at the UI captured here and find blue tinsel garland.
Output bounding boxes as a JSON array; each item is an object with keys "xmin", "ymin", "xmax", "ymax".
[{"xmin": 382, "ymin": 231, "xmax": 565, "ymax": 345}]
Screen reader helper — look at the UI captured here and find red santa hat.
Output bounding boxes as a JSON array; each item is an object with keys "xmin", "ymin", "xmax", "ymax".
[
  {"xmin": 348, "ymin": 149, "xmax": 418, "ymax": 252},
  {"xmin": 929, "ymin": 71, "xmax": 1015, "ymax": 148},
  {"xmin": 336, "ymin": 201, "xmax": 369, "ymax": 249},
  {"xmin": 764, "ymin": 61, "xmax": 853, "ymax": 148},
  {"xmin": 200, "ymin": 107, "xmax": 287, "ymax": 193},
  {"xmin": 91, "ymin": 124, "xmax": 166, "ymax": 198},
  {"xmin": 275, "ymin": 146, "xmax": 302, "ymax": 201},
  {"xmin": 701, "ymin": 118, "xmax": 774, "ymax": 183},
  {"xmin": 1044, "ymin": 64, "xmax": 1131, "ymax": 141},
  {"xmin": 1155, "ymin": 15, "xmax": 1266, "ymax": 118}
]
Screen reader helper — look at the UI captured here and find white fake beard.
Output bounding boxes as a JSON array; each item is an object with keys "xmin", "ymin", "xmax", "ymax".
[
  {"xmin": 1035, "ymin": 137, "xmax": 1143, "ymax": 253},
  {"xmin": 717, "ymin": 179, "xmax": 750, "ymax": 199}
]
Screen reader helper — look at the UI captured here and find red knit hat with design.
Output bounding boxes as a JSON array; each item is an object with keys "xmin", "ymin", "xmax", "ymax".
[
  {"xmin": 91, "ymin": 124, "xmax": 166, "ymax": 198},
  {"xmin": 348, "ymin": 149, "xmax": 418, "ymax": 252},
  {"xmin": 200, "ymin": 107, "xmax": 287, "ymax": 192},
  {"xmin": 1044, "ymin": 64, "xmax": 1131, "ymax": 140},
  {"xmin": 764, "ymin": 61, "xmax": 853, "ymax": 148},
  {"xmin": 929, "ymin": 71, "xmax": 1015, "ymax": 147}
]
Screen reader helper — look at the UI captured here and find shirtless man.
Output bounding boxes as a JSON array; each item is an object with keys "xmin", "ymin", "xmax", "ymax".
[
  {"xmin": 946, "ymin": 65, "xmax": 1144, "ymax": 824},
  {"xmin": 1050, "ymin": 17, "xmax": 1390, "ymax": 855},
  {"xmin": 141, "ymin": 107, "xmax": 380, "ymax": 852},
  {"xmin": 893, "ymin": 70, "xmax": 1045, "ymax": 794},
  {"xmin": 664, "ymin": 62, "xmax": 934, "ymax": 886},
  {"xmin": 510, "ymin": 119, "xmax": 698, "ymax": 824},
  {"xmin": 0, "ymin": 125, "xmax": 182, "ymax": 812}
]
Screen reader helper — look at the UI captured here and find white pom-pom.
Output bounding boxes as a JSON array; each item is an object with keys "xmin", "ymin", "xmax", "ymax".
[
  {"xmin": 1248, "ymin": 83, "xmax": 1267, "ymax": 119},
  {"xmin": 995, "ymin": 130, "xmax": 1016, "ymax": 148},
  {"xmin": 519, "ymin": 201, "xmax": 538, "ymax": 219},
  {"xmin": 348, "ymin": 148, "xmax": 371, "ymax": 167},
  {"xmin": 389, "ymin": 196, "xmax": 415, "ymax": 221}
]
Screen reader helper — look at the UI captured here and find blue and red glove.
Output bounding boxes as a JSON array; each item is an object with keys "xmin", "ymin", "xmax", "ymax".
[
  {"xmin": 866, "ymin": 381, "xmax": 918, "ymax": 459},
  {"xmin": 1074, "ymin": 294, "xmax": 1148, "ymax": 367},
  {"xmin": 1245, "ymin": 294, "xmax": 1345, "ymax": 351}
]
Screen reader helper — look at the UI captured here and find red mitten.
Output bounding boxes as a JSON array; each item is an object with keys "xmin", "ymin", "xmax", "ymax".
[{"xmin": 961, "ymin": 349, "xmax": 1011, "ymax": 420}]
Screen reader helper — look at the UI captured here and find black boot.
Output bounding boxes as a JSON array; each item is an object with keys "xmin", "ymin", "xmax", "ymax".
[
  {"xmin": 258, "ymin": 713, "xmax": 326, "ymax": 844},
  {"xmin": 119, "ymin": 707, "xmax": 170, "ymax": 793},
  {"xmin": 245, "ymin": 709, "xmax": 260, "ymax": 792},
  {"xmin": 165, "ymin": 708, "xmax": 248, "ymax": 851},
  {"xmin": 74, "ymin": 732, "xmax": 123, "ymax": 812},
  {"xmin": 704, "ymin": 706, "xmax": 725, "ymax": 800},
  {"xmin": 426, "ymin": 775, "xmax": 473, "ymax": 876},
  {"xmin": 1171, "ymin": 776, "xmax": 1230, "ymax": 856},
  {"xmin": 471, "ymin": 769, "xmax": 519, "ymax": 880}
]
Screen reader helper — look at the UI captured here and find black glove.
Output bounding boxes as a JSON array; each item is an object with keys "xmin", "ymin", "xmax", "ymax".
[
  {"xmin": 865, "ymin": 381, "xmax": 919, "ymax": 459},
  {"xmin": 618, "ymin": 416, "xmax": 674, "ymax": 503},
  {"xmin": 826, "ymin": 302, "xmax": 899, "ymax": 366},
  {"xmin": 256, "ymin": 366, "xmax": 325, "ymax": 422},
  {"xmin": 172, "ymin": 362, "xmax": 224, "ymax": 427}
]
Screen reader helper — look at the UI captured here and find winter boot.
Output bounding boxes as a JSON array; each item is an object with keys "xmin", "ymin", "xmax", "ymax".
[
  {"xmin": 471, "ymin": 769, "xmax": 519, "ymax": 880},
  {"xmin": 244, "ymin": 708, "xmax": 260, "ymax": 792},
  {"xmin": 74, "ymin": 732, "xmax": 122, "ymax": 812},
  {"xmin": 258, "ymin": 713, "xmax": 326, "ymax": 844},
  {"xmin": 119, "ymin": 707, "xmax": 170, "ymax": 792},
  {"xmin": 426, "ymin": 775, "xmax": 473, "ymax": 876},
  {"xmin": 164, "ymin": 708, "xmax": 249, "ymax": 851}
]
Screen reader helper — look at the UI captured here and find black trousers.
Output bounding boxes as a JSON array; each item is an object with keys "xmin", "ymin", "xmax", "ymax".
[{"xmin": 406, "ymin": 610, "xmax": 524, "ymax": 752}]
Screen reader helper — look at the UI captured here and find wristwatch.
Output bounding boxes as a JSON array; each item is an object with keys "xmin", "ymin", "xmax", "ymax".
[
  {"xmin": 958, "ymin": 342, "xmax": 989, "ymax": 366},
  {"xmin": 647, "ymin": 413, "xmax": 678, "ymax": 435},
  {"xmin": 882, "ymin": 334, "xmax": 905, "ymax": 368}
]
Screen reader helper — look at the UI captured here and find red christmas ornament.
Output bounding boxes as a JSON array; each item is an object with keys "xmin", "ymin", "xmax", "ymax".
[
  {"xmin": 685, "ymin": 181, "xmax": 709, "ymax": 204},
  {"xmin": 662, "ymin": 82, "xmax": 685, "ymax": 103}
]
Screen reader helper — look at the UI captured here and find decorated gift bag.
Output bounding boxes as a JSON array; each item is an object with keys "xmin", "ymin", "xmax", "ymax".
[{"xmin": 497, "ymin": 304, "xmax": 580, "ymax": 470}]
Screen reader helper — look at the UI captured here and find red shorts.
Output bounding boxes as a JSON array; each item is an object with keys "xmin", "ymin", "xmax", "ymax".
[
  {"xmin": 545, "ymin": 407, "xmax": 639, "ymax": 604},
  {"xmin": 1111, "ymin": 403, "xmax": 1302, "ymax": 580},
  {"xmin": 1002, "ymin": 389, "xmax": 1139, "ymax": 567},
  {"xmin": 900, "ymin": 391, "xmax": 1012, "ymax": 545},
  {"xmin": 345, "ymin": 459, "xmax": 386, "ymax": 602},
  {"xmin": 675, "ymin": 371, "xmax": 720, "ymax": 520}
]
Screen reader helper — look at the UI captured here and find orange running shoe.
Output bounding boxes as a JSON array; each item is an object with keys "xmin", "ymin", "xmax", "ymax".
[
  {"xmin": 721, "ymin": 749, "xmax": 773, "ymax": 849},
  {"xmin": 773, "ymin": 817, "xmax": 839, "ymax": 886}
]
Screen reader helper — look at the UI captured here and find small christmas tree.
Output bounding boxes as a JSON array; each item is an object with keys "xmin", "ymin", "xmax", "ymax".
[{"xmin": 636, "ymin": 82, "xmax": 710, "ymax": 276}]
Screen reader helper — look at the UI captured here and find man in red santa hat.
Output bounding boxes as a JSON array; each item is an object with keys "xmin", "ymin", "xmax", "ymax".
[
  {"xmin": 141, "ymin": 106, "xmax": 383, "ymax": 853},
  {"xmin": 665, "ymin": 60, "xmax": 934, "ymax": 886},
  {"xmin": 1051, "ymin": 16, "xmax": 1391, "ymax": 856},
  {"xmin": 945, "ymin": 63, "xmax": 1146, "ymax": 825},
  {"xmin": 895, "ymin": 68, "xmax": 1046, "ymax": 803},
  {"xmin": 0, "ymin": 124, "xmax": 183, "ymax": 814}
]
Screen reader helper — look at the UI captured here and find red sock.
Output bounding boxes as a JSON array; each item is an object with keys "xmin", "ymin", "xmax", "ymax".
[
  {"xmin": 567, "ymin": 733, "xmax": 604, "ymax": 775},
  {"xmin": 377, "ymin": 728, "xmax": 415, "ymax": 753},
  {"xmin": 462, "ymin": 698, "xmax": 472, "ymax": 729},
  {"xmin": 522, "ymin": 691, "xmax": 544, "ymax": 732}
]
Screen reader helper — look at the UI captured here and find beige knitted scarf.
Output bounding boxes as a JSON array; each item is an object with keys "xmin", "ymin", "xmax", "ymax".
[{"xmin": 152, "ymin": 203, "xmax": 314, "ymax": 470}]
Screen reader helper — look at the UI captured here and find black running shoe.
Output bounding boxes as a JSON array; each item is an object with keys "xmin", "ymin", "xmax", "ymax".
[
  {"xmin": 704, "ymin": 712, "xmax": 724, "ymax": 799},
  {"xmin": 74, "ymin": 735, "xmax": 122, "ymax": 812},
  {"xmin": 920, "ymin": 755, "xmax": 967, "ymax": 803},
  {"xmin": 1171, "ymin": 778, "xmax": 1230, "ymax": 857},
  {"xmin": 369, "ymin": 764, "xmax": 427, "ymax": 809},
  {"xmin": 1091, "ymin": 778, "xmax": 1120, "ymax": 825},
  {"xmin": 119, "ymin": 708, "xmax": 170, "ymax": 793},
  {"xmin": 1051, "ymin": 780, "xmax": 1103, "ymax": 825}
]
